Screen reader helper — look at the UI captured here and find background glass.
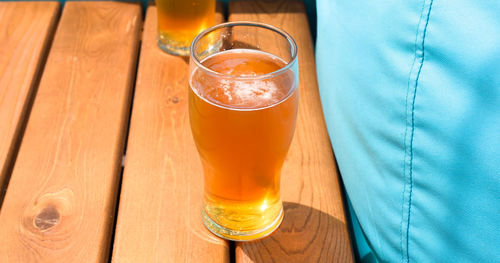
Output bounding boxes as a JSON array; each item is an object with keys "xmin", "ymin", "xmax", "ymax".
[
  {"xmin": 189, "ymin": 22, "xmax": 299, "ymax": 241},
  {"xmin": 156, "ymin": 0, "xmax": 215, "ymax": 56}
]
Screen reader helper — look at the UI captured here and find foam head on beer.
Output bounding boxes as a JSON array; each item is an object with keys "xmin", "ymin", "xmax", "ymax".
[{"xmin": 191, "ymin": 49, "xmax": 294, "ymax": 109}]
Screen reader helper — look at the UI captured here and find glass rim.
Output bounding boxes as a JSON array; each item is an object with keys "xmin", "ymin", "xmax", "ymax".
[{"xmin": 190, "ymin": 21, "xmax": 298, "ymax": 81}]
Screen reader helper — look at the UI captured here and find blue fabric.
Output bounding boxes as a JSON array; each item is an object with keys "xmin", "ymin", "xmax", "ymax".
[{"xmin": 316, "ymin": 0, "xmax": 500, "ymax": 262}]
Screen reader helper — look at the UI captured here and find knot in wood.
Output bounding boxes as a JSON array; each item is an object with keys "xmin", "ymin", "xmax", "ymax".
[{"xmin": 33, "ymin": 206, "xmax": 60, "ymax": 231}]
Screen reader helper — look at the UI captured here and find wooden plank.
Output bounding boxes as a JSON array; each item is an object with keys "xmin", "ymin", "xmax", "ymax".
[
  {"xmin": 111, "ymin": 4, "xmax": 229, "ymax": 263},
  {"xmin": 229, "ymin": 1, "xmax": 355, "ymax": 262},
  {"xmin": 0, "ymin": 2, "xmax": 59, "ymax": 200},
  {"xmin": 0, "ymin": 2, "xmax": 141, "ymax": 262}
]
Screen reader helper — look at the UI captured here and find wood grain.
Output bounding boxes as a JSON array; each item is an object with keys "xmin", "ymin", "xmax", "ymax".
[
  {"xmin": 229, "ymin": 1, "xmax": 355, "ymax": 262},
  {"xmin": 0, "ymin": 1, "xmax": 59, "ymax": 200},
  {"xmin": 111, "ymin": 4, "xmax": 229, "ymax": 263},
  {"xmin": 0, "ymin": 2, "xmax": 141, "ymax": 262}
]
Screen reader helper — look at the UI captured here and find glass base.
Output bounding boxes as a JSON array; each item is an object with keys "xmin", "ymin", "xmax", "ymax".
[
  {"xmin": 201, "ymin": 205, "xmax": 283, "ymax": 241},
  {"xmin": 157, "ymin": 37, "xmax": 190, "ymax": 56}
]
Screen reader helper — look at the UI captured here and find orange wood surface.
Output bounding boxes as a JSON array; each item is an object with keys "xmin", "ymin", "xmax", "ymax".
[
  {"xmin": 0, "ymin": 2, "xmax": 59, "ymax": 198},
  {"xmin": 0, "ymin": 2, "xmax": 141, "ymax": 262},
  {"xmin": 229, "ymin": 1, "xmax": 354, "ymax": 262},
  {"xmin": 111, "ymin": 5, "xmax": 230, "ymax": 263}
]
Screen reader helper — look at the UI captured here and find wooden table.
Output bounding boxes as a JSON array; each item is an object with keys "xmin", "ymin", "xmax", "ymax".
[{"xmin": 0, "ymin": 1, "xmax": 354, "ymax": 262}]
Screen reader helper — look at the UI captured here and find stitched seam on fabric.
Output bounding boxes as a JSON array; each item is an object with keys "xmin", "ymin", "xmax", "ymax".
[
  {"xmin": 401, "ymin": 1, "xmax": 425, "ymax": 261},
  {"xmin": 402, "ymin": 1, "xmax": 434, "ymax": 262}
]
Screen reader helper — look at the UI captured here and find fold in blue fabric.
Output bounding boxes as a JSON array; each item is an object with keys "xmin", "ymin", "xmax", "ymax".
[{"xmin": 316, "ymin": 0, "xmax": 500, "ymax": 262}]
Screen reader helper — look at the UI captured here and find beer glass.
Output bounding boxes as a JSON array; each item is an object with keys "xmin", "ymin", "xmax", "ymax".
[
  {"xmin": 189, "ymin": 22, "xmax": 299, "ymax": 241},
  {"xmin": 156, "ymin": 0, "xmax": 215, "ymax": 56}
]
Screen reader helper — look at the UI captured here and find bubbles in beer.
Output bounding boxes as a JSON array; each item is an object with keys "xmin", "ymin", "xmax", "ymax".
[{"xmin": 191, "ymin": 49, "xmax": 293, "ymax": 109}]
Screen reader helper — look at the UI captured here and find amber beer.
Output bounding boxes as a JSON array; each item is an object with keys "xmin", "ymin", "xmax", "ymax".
[
  {"xmin": 156, "ymin": 0, "xmax": 215, "ymax": 55},
  {"xmin": 189, "ymin": 22, "xmax": 299, "ymax": 241}
]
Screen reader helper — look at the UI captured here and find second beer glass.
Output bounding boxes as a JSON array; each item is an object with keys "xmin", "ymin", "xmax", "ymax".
[{"xmin": 157, "ymin": 0, "xmax": 215, "ymax": 55}]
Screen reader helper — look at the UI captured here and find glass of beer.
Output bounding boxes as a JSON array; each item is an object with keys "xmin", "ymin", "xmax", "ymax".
[
  {"xmin": 156, "ymin": 0, "xmax": 215, "ymax": 56},
  {"xmin": 189, "ymin": 22, "xmax": 299, "ymax": 241}
]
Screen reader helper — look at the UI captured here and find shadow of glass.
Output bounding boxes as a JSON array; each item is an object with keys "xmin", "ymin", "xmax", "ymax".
[{"xmin": 236, "ymin": 201, "xmax": 352, "ymax": 262}]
